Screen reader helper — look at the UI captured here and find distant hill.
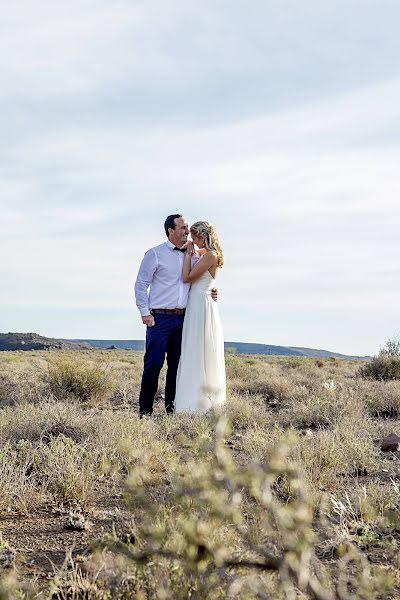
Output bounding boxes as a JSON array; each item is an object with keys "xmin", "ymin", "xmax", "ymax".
[
  {"xmin": 70, "ymin": 339, "xmax": 145, "ymax": 351},
  {"xmin": 0, "ymin": 333, "xmax": 368, "ymax": 359},
  {"xmin": 0, "ymin": 333, "xmax": 91, "ymax": 352},
  {"xmin": 288, "ymin": 346, "xmax": 368, "ymax": 360},
  {"xmin": 71, "ymin": 339, "xmax": 368, "ymax": 360}
]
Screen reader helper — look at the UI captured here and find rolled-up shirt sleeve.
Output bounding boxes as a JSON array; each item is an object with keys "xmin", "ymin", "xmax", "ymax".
[{"xmin": 134, "ymin": 249, "xmax": 157, "ymax": 316}]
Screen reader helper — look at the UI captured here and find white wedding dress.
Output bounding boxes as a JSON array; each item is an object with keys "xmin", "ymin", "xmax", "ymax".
[{"xmin": 175, "ymin": 268, "xmax": 226, "ymax": 413}]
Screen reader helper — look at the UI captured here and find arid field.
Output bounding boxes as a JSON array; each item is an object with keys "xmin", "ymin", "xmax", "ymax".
[{"xmin": 0, "ymin": 349, "xmax": 399, "ymax": 599}]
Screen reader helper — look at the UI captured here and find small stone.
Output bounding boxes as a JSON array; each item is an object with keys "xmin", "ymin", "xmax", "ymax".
[
  {"xmin": 64, "ymin": 511, "xmax": 90, "ymax": 531},
  {"xmin": 0, "ymin": 547, "xmax": 16, "ymax": 569},
  {"xmin": 381, "ymin": 433, "xmax": 400, "ymax": 452},
  {"xmin": 300, "ymin": 429, "xmax": 314, "ymax": 438}
]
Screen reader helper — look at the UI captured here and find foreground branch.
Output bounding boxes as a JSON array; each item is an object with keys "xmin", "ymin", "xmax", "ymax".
[{"xmin": 107, "ymin": 540, "xmax": 334, "ymax": 600}]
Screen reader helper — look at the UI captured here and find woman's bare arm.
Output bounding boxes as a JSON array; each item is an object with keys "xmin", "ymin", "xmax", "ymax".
[{"xmin": 183, "ymin": 250, "xmax": 217, "ymax": 283}]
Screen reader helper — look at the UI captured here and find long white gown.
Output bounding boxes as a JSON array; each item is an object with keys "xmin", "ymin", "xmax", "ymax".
[{"xmin": 175, "ymin": 268, "xmax": 226, "ymax": 413}]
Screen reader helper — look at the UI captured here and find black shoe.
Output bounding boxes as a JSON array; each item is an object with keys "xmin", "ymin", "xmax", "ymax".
[{"xmin": 139, "ymin": 411, "xmax": 152, "ymax": 419}]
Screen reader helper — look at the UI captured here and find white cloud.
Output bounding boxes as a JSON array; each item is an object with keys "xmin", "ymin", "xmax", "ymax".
[
  {"xmin": 6, "ymin": 78, "xmax": 400, "ymax": 223},
  {"xmin": 1, "ymin": 0, "xmax": 399, "ymax": 105},
  {"xmin": 0, "ymin": 1, "xmax": 151, "ymax": 99}
]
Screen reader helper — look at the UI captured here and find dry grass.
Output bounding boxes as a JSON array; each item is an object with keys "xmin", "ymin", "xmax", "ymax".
[
  {"xmin": 42, "ymin": 354, "xmax": 116, "ymax": 406},
  {"xmin": 359, "ymin": 379, "xmax": 400, "ymax": 418},
  {"xmin": 0, "ymin": 350, "xmax": 398, "ymax": 598},
  {"xmin": 0, "ymin": 441, "xmax": 40, "ymax": 513}
]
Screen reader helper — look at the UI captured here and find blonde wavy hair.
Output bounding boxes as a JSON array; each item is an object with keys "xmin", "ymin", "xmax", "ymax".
[{"xmin": 190, "ymin": 221, "xmax": 224, "ymax": 268}]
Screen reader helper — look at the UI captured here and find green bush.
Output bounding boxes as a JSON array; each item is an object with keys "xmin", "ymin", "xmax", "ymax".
[
  {"xmin": 360, "ymin": 353, "xmax": 400, "ymax": 381},
  {"xmin": 361, "ymin": 336, "xmax": 400, "ymax": 381}
]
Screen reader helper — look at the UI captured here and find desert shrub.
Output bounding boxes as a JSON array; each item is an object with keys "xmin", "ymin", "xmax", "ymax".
[
  {"xmin": 0, "ymin": 573, "xmax": 36, "ymax": 600},
  {"xmin": 326, "ymin": 481, "xmax": 400, "ymax": 568},
  {"xmin": 225, "ymin": 352, "xmax": 254, "ymax": 379},
  {"xmin": 0, "ymin": 373, "xmax": 17, "ymax": 406},
  {"xmin": 89, "ymin": 411, "xmax": 181, "ymax": 484},
  {"xmin": 281, "ymin": 356, "xmax": 307, "ymax": 369},
  {"xmin": 244, "ymin": 358, "xmax": 257, "ymax": 365},
  {"xmin": 359, "ymin": 380, "xmax": 400, "ymax": 418},
  {"xmin": 0, "ymin": 400, "xmax": 175, "ymax": 486},
  {"xmin": 160, "ymin": 412, "xmax": 213, "ymax": 458},
  {"xmin": 34, "ymin": 435, "xmax": 98, "ymax": 505},
  {"xmin": 360, "ymin": 353, "xmax": 400, "ymax": 381},
  {"xmin": 0, "ymin": 400, "xmax": 90, "ymax": 444},
  {"xmin": 295, "ymin": 425, "xmax": 380, "ymax": 492},
  {"xmin": 161, "ymin": 410, "xmax": 212, "ymax": 441},
  {"xmin": 48, "ymin": 559, "xmax": 110, "ymax": 600},
  {"xmin": 329, "ymin": 481, "xmax": 399, "ymax": 530},
  {"xmin": 107, "ymin": 356, "xmax": 144, "ymax": 407},
  {"xmin": 336, "ymin": 424, "xmax": 380, "ymax": 476},
  {"xmin": 43, "ymin": 355, "xmax": 115, "ymax": 405},
  {"xmin": 314, "ymin": 482, "xmax": 400, "ymax": 574},
  {"xmin": 224, "ymin": 391, "xmax": 271, "ymax": 429},
  {"xmin": 239, "ymin": 423, "xmax": 289, "ymax": 463},
  {"xmin": 361, "ymin": 336, "xmax": 400, "ymax": 381},
  {"xmin": 230, "ymin": 372, "xmax": 292, "ymax": 401},
  {"xmin": 239, "ymin": 419, "xmax": 379, "ymax": 494},
  {"xmin": 109, "ymin": 369, "xmax": 138, "ymax": 407},
  {"xmin": 0, "ymin": 441, "xmax": 40, "ymax": 513},
  {"xmin": 279, "ymin": 387, "xmax": 367, "ymax": 430},
  {"xmin": 0, "ymin": 368, "xmax": 45, "ymax": 405}
]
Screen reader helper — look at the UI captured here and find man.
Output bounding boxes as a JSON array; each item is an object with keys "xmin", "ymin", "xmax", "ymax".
[{"xmin": 134, "ymin": 214, "xmax": 217, "ymax": 416}]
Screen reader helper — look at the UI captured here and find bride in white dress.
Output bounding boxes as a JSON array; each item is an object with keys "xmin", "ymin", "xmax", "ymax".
[{"xmin": 174, "ymin": 221, "xmax": 226, "ymax": 413}]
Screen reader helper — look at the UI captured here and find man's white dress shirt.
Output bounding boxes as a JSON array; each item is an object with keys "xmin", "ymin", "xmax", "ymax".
[{"xmin": 135, "ymin": 240, "xmax": 194, "ymax": 317}]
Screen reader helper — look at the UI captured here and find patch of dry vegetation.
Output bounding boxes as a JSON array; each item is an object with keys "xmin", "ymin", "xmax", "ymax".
[
  {"xmin": 360, "ymin": 337, "xmax": 400, "ymax": 382},
  {"xmin": 43, "ymin": 354, "xmax": 116, "ymax": 406},
  {"xmin": 0, "ymin": 350, "xmax": 398, "ymax": 598}
]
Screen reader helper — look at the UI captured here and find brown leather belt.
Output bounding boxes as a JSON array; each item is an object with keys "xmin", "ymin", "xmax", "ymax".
[{"xmin": 151, "ymin": 308, "xmax": 186, "ymax": 315}]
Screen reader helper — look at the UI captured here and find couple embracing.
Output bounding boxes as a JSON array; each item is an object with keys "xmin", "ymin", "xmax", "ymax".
[{"xmin": 134, "ymin": 214, "xmax": 226, "ymax": 416}]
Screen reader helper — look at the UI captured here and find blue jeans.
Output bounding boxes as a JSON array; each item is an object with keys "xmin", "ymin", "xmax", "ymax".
[{"xmin": 138, "ymin": 313, "xmax": 184, "ymax": 415}]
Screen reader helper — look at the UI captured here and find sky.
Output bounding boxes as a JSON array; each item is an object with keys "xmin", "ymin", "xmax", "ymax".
[{"xmin": 1, "ymin": 0, "xmax": 399, "ymax": 356}]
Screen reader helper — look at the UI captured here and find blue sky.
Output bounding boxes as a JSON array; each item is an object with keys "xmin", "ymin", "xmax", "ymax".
[{"xmin": 1, "ymin": 0, "xmax": 399, "ymax": 355}]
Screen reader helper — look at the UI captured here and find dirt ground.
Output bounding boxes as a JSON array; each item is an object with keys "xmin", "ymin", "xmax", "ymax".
[{"xmin": 0, "ymin": 483, "xmax": 132, "ymax": 594}]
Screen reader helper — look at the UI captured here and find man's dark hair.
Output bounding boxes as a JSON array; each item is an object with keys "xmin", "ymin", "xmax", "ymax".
[{"xmin": 164, "ymin": 214, "xmax": 182, "ymax": 237}]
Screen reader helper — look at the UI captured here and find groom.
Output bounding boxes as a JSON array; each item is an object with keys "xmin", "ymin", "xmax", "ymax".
[{"xmin": 134, "ymin": 214, "xmax": 217, "ymax": 417}]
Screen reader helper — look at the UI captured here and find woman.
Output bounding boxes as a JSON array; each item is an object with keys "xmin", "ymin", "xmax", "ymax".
[{"xmin": 174, "ymin": 221, "xmax": 226, "ymax": 413}]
